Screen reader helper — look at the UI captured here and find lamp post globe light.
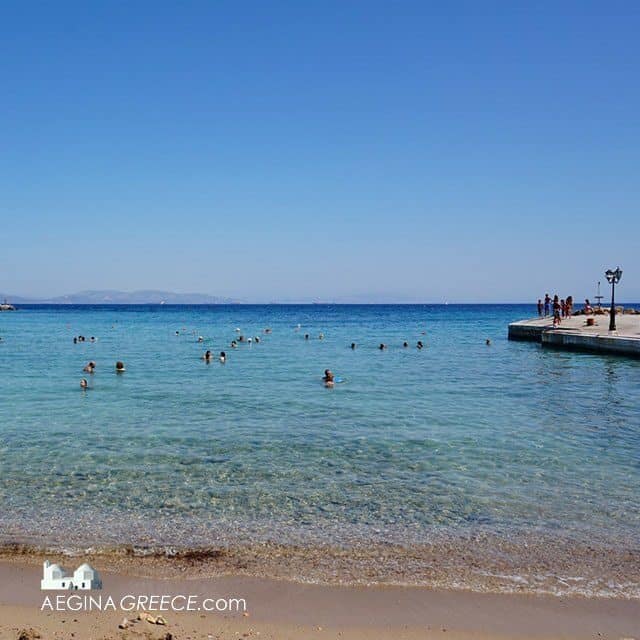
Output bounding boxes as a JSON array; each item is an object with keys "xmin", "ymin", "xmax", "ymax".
[{"xmin": 604, "ymin": 267, "xmax": 622, "ymax": 331}]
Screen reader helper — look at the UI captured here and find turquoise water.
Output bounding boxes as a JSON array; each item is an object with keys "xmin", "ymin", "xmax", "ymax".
[{"xmin": 0, "ymin": 304, "xmax": 639, "ymax": 593}]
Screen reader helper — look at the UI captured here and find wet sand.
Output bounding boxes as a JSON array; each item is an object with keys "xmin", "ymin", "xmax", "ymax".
[
  {"xmin": 2, "ymin": 534, "xmax": 639, "ymax": 599},
  {"xmin": 0, "ymin": 560, "xmax": 638, "ymax": 640}
]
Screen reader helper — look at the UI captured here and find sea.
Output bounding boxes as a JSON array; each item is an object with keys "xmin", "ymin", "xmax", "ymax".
[{"xmin": 0, "ymin": 304, "xmax": 638, "ymax": 597}]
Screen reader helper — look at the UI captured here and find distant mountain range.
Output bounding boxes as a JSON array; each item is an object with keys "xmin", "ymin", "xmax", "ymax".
[{"xmin": 0, "ymin": 290, "xmax": 242, "ymax": 305}]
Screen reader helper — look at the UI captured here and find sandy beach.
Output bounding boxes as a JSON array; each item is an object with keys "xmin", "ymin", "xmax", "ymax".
[{"xmin": 0, "ymin": 559, "xmax": 638, "ymax": 640}]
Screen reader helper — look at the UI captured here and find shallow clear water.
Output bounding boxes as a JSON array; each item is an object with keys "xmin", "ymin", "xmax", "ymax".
[{"xmin": 0, "ymin": 304, "xmax": 639, "ymax": 593}]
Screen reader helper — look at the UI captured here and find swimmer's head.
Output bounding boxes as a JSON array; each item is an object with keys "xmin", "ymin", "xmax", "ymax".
[
  {"xmin": 80, "ymin": 378, "xmax": 88, "ymax": 389},
  {"xmin": 115, "ymin": 361, "xmax": 125, "ymax": 371}
]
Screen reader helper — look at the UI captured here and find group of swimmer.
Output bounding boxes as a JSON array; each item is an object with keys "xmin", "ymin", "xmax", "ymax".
[
  {"xmin": 75, "ymin": 324, "xmax": 493, "ymax": 391},
  {"xmin": 195, "ymin": 327, "xmax": 492, "ymax": 391},
  {"xmin": 202, "ymin": 350, "xmax": 226, "ymax": 363},
  {"xmin": 196, "ymin": 328, "xmax": 440, "ymax": 389},
  {"xmin": 80, "ymin": 360, "xmax": 125, "ymax": 389},
  {"xmin": 196, "ymin": 334, "xmax": 263, "ymax": 347},
  {"xmin": 359, "ymin": 340, "xmax": 426, "ymax": 350},
  {"xmin": 200, "ymin": 328, "xmax": 263, "ymax": 361}
]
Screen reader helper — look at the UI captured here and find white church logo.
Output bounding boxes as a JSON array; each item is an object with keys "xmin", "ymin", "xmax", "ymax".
[{"xmin": 41, "ymin": 560, "xmax": 102, "ymax": 591}]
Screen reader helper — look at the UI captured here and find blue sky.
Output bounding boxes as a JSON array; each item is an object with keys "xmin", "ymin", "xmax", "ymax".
[{"xmin": 1, "ymin": 1, "xmax": 638, "ymax": 302}]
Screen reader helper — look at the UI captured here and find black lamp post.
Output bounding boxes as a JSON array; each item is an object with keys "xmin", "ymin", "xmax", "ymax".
[{"xmin": 604, "ymin": 267, "xmax": 622, "ymax": 331}]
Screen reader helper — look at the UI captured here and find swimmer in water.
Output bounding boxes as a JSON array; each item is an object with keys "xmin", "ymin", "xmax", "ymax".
[
  {"xmin": 379, "ymin": 343, "xmax": 387, "ymax": 350},
  {"xmin": 203, "ymin": 350, "xmax": 212, "ymax": 362},
  {"xmin": 304, "ymin": 334, "xmax": 309, "ymax": 340},
  {"xmin": 351, "ymin": 342, "xmax": 356, "ymax": 350},
  {"xmin": 486, "ymin": 338, "xmax": 491, "ymax": 346},
  {"xmin": 248, "ymin": 338, "xmax": 252, "ymax": 344},
  {"xmin": 319, "ymin": 333, "xmax": 324, "ymax": 340},
  {"xmin": 80, "ymin": 378, "xmax": 88, "ymax": 389},
  {"xmin": 403, "ymin": 341, "xmax": 408, "ymax": 348},
  {"xmin": 219, "ymin": 351, "xmax": 226, "ymax": 363},
  {"xmin": 73, "ymin": 337, "xmax": 78, "ymax": 344},
  {"xmin": 231, "ymin": 340, "xmax": 238, "ymax": 348},
  {"xmin": 198, "ymin": 336, "xmax": 204, "ymax": 343},
  {"xmin": 115, "ymin": 361, "xmax": 126, "ymax": 372},
  {"xmin": 83, "ymin": 361, "xmax": 96, "ymax": 373},
  {"xmin": 417, "ymin": 341, "xmax": 423, "ymax": 349},
  {"xmin": 254, "ymin": 336, "xmax": 260, "ymax": 343},
  {"xmin": 322, "ymin": 369, "xmax": 335, "ymax": 388}
]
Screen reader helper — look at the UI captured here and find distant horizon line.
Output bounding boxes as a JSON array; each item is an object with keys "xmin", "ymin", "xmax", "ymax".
[
  {"xmin": 3, "ymin": 289, "xmax": 637, "ymax": 307},
  {"xmin": 7, "ymin": 301, "xmax": 640, "ymax": 307}
]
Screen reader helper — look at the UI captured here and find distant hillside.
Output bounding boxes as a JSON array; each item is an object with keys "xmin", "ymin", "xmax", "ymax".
[{"xmin": 0, "ymin": 290, "xmax": 242, "ymax": 304}]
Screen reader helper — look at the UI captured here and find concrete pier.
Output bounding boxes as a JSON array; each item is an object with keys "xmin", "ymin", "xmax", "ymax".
[{"xmin": 508, "ymin": 313, "xmax": 640, "ymax": 358}]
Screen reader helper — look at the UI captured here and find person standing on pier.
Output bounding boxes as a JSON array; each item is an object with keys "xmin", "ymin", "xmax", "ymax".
[
  {"xmin": 544, "ymin": 293, "xmax": 551, "ymax": 316},
  {"xmin": 552, "ymin": 295, "xmax": 561, "ymax": 326},
  {"xmin": 537, "ymin": 299, "xmax": 543, "ymax": 316}
]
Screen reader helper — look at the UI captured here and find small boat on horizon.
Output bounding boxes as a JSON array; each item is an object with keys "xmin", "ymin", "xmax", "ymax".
[{"xmin": 0, "ymin": 299, "xmax": 16, "ymax": 311}]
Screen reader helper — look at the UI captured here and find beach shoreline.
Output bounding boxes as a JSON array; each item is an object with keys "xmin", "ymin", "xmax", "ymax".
[
  {"xmin": 1, "ymin": 536, "xmax": 638, "ymax": 600},
  {"xmin": 0, "ymin": 560, "xmax": 639, "ymax": 640}
]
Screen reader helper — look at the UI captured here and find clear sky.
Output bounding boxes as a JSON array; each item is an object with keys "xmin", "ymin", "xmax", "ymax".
[{"xmin": 1, "ymin": 1, "xmax": 638, "ymax": 302}]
